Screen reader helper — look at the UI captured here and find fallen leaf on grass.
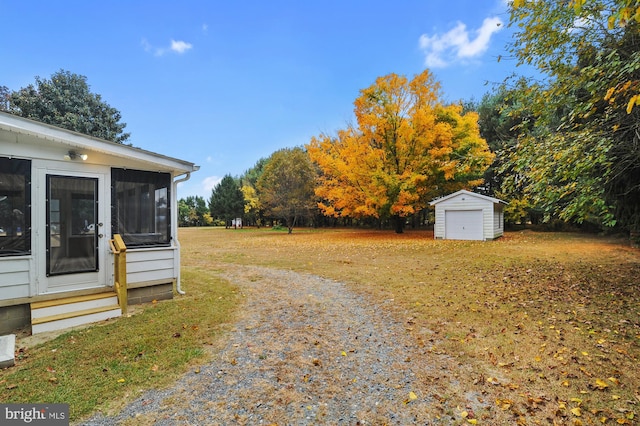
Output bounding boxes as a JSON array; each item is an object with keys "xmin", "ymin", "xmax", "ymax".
[
  {"xmin": 527, "ymin": 396, "xmax": 546, "ymax": 407},
  {"xmin": 579, "ymin": 367, "xmax": 593, "ymax": 377},
  {"xmin": 496, "ymin": 398, "xmax": 513, "ymax": 410},
  {"xmin": 486, "ymin": 376, "xmax": 500, "ymax": 385},
  {"xmin": 571, "ymin": 407, "xmax": 582, "ymax": 416},
  {"xmin": 593, "ymin": 378, "xmax": 609, "ymax": 390},
  {"xmin": 617, "ymin": 418, "xmax": 632, "ymax": 425}
]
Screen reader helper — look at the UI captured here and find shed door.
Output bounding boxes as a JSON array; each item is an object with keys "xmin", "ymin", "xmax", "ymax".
[{"xmin": 445, "ymin": 210, "xmax": 483, "ymax": 240}]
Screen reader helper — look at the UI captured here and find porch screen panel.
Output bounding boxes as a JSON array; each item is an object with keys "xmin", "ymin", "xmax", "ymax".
[
  {"xmin": 0, "ymin": 157, "xmax": 31, "ymax": 256},
  {"xmin": 111, "ymin": 168, "xmax": 171, "ymax": 247}
]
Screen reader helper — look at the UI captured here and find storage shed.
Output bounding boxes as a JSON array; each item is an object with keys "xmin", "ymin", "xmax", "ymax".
[
  {"xmin": 0, "ymin": 112, "xmax": 199, "ymax": 334},
  {"xmin": 429, "ymin": 190, "xmax": 506, "ymax": 241}
]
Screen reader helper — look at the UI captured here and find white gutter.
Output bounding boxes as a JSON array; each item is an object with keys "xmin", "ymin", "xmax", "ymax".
[{"xmin": 173, "ymin": 171, "xmax": 194, "ymax": 295}]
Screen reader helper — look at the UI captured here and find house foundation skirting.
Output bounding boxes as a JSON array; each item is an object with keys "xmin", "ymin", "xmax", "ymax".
[
  {"xmin": 0, "ymin": 304, "xmax": 30, "ymax": 335},
  {"xmin": 127, "ymin": 280, "xmax": 176, "ymax": 305}
]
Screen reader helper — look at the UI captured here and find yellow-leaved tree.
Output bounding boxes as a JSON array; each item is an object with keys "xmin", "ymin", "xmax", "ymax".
[{"xmin": 306, "ymin": 70, "xmax": 493, "ymax": 233}]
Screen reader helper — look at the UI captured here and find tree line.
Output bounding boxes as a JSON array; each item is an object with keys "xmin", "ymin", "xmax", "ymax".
[
  {"xmin": 4, "ymin": 1, "xmax": 640, "ymax": 238},
  {"xmin": 182, "ymin": 70, "xmax": 492, "ymax": 234}
]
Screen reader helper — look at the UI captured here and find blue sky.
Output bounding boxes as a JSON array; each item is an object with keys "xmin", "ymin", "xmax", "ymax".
[{"xmin": 1, "ymin": 0, "xmax": 524, "ymax": 200}]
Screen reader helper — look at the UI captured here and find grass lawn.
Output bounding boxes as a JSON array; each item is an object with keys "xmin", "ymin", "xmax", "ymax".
[
  {"xmin": 0, "ymin": 267, "xmax": 240, "ymax": 421},
  {"xmin": 181, "ymin": 227, "xmax": 640, "ymax": 424},
  {"xmin": 1, "ymin": 227, "xmax": 638, "ymax": 424}
]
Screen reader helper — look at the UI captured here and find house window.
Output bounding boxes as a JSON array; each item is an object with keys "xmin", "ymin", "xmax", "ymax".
[
  {"xmin": 0, "ymin": 157, "xmax": 31, "ymax": 256},
  {"xmin": 111, "ymin": 168, "xmax": 171, "ymax": 247}
]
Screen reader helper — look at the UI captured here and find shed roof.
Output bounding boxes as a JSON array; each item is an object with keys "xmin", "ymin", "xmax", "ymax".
[
  {"xmin": 0, "ymin": 111, "xmax": 199, "ymax": 176},
  {"xmin": 429, "ymin": 189, "xmax": 507, "ymax": 206}
]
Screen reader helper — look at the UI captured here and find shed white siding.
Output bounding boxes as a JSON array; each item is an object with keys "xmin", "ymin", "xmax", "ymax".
[
  {"xmin": 493, "ymin": 209, "xmax": 504, "ymax": 240},
  {"xmin": 430, "ymin": 190, "xmax": 506, "ymax": 241}
]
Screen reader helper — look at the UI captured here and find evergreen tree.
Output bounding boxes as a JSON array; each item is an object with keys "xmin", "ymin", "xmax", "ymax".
[
  {"xmin": 209, "ymin": 175, "xmax": 245, "ymax": 228},
  {"xmin": 8, "ymin": 69, "xmax": 130, "ymax": 143}
]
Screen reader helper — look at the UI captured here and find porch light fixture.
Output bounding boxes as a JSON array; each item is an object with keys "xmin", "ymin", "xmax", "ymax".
[{"xmin": 64, "ymin": 150, "xmax": 88, "ymax": 161}]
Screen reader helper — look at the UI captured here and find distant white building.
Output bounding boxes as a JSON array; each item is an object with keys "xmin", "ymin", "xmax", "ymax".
[{"xmin": 429, "ymin": 190, "xmax": 507, "ymax": 241}]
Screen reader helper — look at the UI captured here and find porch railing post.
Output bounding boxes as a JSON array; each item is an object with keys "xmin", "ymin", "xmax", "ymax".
[{"xmin": 109, "ymin": 234, "xmax": 128, "ymax": 316}]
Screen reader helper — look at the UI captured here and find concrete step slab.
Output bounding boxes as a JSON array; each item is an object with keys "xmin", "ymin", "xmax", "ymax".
[{"xmin": 0, "ymin": 334, "xmax": 16, "ymax": 368}]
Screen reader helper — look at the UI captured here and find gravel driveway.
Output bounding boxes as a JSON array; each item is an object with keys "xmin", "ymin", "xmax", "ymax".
[{"xmin": 80, "ymin": 266, "xmax": 461, "ymax": 425}]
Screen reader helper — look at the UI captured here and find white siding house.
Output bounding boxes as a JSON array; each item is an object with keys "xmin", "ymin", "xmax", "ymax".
[
  {"xmin": 0, "ymin": 112, "xmax": 199, "ymax": 334},
  {"xmin": 429, "ymin": 190, "xmax": 506, "ymax": 241}
]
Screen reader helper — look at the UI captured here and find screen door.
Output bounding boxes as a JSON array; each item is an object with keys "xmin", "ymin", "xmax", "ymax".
[{"xmin": 46, "ymin": 175, "xmax": 99, "ymax": 276}]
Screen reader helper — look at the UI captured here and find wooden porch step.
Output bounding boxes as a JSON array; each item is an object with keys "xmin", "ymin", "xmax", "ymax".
[
  {"xmin": 32, "ymin": 304, "xmax": 121, "ymax": 325},
  {"xmin": 31, "ymin": 292, "xmax": 122, "ymax": 334},
  {"xmin": 31, "ymin": 292, "xmax": 117, "ymax": 310}
]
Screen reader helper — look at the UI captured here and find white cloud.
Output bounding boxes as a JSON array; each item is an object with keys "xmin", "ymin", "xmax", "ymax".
[
  {"xmin": 419, "ymin": 17, "xmax": 503, "ymax": 68},
  {"xmin": 202, "ymin": 175, "xmax": 222, "ymax": 193},
  {"xmin": 141, "ymin": 38, "xmax": 193, "ymax": 56},
  {"xmin": 170, "ymin": 39, "xmax": 193, "ymax": 54}
]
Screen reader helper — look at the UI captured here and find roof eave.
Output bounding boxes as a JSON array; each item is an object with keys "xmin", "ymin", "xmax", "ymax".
[
  {"xmin": 429, "ymin": 189, "xmax": 507, "ymax": 206},
  {"xmin": 0, "ymin": 111, "xmax": 198, "ymax": 175}
]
